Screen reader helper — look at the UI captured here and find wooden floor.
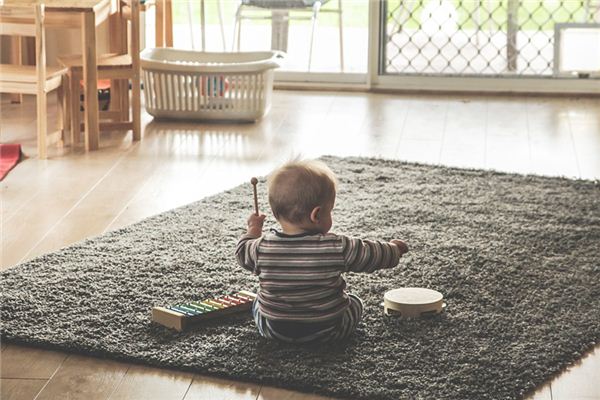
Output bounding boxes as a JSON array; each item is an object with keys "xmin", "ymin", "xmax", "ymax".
[{"xmin": 1, "ymin": 90, "xmax": 599, "ymax": 400}]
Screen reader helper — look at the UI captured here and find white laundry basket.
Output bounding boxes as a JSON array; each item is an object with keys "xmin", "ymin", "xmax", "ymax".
[{"xmin": 140, "ymin": 48, "xmax": 284, "ymax": 122}]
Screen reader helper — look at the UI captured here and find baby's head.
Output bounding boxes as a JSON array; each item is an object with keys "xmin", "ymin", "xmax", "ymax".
[{"xmin": 268, "ymin": 159, "xmax": 337, "ymax": 234}]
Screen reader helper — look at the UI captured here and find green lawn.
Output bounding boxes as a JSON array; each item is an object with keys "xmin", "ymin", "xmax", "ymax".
[{"xmin": 387, "ymin": 0, "xmax": 591, "ymax": 31}]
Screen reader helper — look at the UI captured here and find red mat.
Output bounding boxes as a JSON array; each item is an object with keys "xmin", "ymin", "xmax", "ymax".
[{"xmin": 0, "ymin": 144, "xmax": 23, "ymax": 181}]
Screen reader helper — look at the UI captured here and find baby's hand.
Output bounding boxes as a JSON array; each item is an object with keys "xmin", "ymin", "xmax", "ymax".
[
  {"xmin": 247, "ymin": 213, "xmax": 266, "ymax": 237},
  {"xmin": 391, "ymin": 239, "xmax": 409, "ymax": 255}
]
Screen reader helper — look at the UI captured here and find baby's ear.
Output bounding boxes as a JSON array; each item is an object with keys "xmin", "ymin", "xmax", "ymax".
[{"xmin": 309, "ymin": 206, "xmax": 321, "ymax": 223}]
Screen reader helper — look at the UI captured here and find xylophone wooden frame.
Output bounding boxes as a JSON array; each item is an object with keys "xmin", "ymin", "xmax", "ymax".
[{"xmin": 152, "ymin": 290, "xmax": 257, "ymax": 331}]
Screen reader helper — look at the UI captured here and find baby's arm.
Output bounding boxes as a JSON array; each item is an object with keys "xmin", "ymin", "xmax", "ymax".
[
  {"xmin": 235, "ymin": 213, "xmax": 266, "ymax": 275},
  {"xmin": 341, "ymin": 235, "xmax": 408, "ymax": 273},
  {"xmin": 390, "ymin": 239, "xmax": 409, "ymax": 255}
]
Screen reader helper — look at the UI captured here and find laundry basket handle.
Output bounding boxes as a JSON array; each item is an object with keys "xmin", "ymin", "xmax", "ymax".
[{"xmin": 140, "ymin": 48, "xmax": 285, "ymax": 74}]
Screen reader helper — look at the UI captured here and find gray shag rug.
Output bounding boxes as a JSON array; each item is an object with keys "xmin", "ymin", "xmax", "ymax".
[{"xmin": 2, "ymin": 156, "xmax": 599, "ymax": 400}]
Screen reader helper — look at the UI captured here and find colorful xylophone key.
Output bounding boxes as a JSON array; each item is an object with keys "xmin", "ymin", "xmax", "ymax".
[{"xmin": 152, "ymin": 290, "xmax": 257, "ymax": 331}]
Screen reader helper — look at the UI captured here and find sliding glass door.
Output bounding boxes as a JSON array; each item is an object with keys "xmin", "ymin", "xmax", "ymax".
[
  {"xmin": 375, "ymin": 0, "xmax": 600, "ymax": 92},
  {"xmin": 142, "ymin": 1, "xmax": 599, "ymax": 92}
]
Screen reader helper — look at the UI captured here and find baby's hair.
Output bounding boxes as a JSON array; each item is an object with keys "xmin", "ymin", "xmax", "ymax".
[{"xmin": 267, "ymin": 159, "xmax": 337, "ymax": 223}]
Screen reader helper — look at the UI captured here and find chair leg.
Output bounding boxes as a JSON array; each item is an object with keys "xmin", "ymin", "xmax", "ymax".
[
  {"xmin": 37, "ymin": 89, "xmax": 48, "ymax": 160},
  {"xmin": 69, "ymin": 73, "xmax": 81, "ymax": 147},
  {"xmin": 308, "ymin": 1, "xmax": 322, "ymax": 72},
  {"xmin": 217, "ymin": 0, "xmax": 227, "ymax": 50},
  {"xmin": 188, "ymin": 0, "xmax": 196, "ymax": 50},
  {"xmin": 111, "ymin": 79, "xmax": 125, "ymax": 122},
  {"xmin": 62, "ymin": 75, "xmax": 71, "ymax": 137},
  {"xmin": 57, "ymin": 80, "xmax": 65, "ymax": 147},
  {"xmin": 198, "ymin": 0, "xmax": 204, "ymax": 51},
  {"xmin": 110, "ymin": 79, "xmax": 121, "ymax": 116},
  {"xmin": 237, "ymin": 17, "xmax": 243, "ymax": 51},
  {"xmin": 132, "ymin": 76, "xmax": 141, "ymax": 141},
  {"xmin": 122, "ymin": 79, "xmax": 130, "ymax": 122},
  {"xmin": 233, "ymin": 5, "xmax": 242, "ymax": 51}
]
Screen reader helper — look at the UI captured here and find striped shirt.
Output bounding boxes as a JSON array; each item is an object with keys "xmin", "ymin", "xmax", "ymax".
[{"xmin": 236, "ymin": 230, "xmax": 402, "ymax": 323}]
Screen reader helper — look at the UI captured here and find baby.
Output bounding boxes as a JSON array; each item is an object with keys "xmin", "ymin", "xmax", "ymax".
[{"xmin": 236, "ymin": 159, "xmax": 409, "ymax": 343}]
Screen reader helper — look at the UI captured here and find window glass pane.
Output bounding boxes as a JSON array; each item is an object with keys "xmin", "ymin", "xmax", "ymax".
[
  {"xmin": 560, "ymin": 27, "xmax": 600, "ymax": 73},
  {"xmin": 144, "ymin": 0, "xmax": 368, "ymax": 73},
  {"xmin": 383, "ymin": 0, "xmax": 600, "ymax": 77}
]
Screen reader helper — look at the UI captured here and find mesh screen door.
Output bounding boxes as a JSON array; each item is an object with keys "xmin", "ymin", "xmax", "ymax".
[{"xmin": 383, "ymin": 0, "xmax": 600, "ymax": 77}]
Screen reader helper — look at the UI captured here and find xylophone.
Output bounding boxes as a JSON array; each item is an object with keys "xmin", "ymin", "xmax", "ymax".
[{"xmin": 152, "ymin": 290, "xmax": 257, "ymax": 331}]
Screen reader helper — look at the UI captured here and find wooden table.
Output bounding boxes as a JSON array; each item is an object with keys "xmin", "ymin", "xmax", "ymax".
[{"xmin": 2, "ymin": 0, "xmax": 112, "ymax": 151}]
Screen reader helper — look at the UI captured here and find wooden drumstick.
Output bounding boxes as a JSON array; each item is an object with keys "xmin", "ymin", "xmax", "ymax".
[{"xmin": 250, "ymin": 177, "xmax": 259, "ymax": 215}]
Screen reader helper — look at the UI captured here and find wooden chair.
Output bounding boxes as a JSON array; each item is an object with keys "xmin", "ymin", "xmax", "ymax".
[
  {"xmin": 59, "ymin": 0, "xmax": 141, "ymax": 149},
  {"xmin": 0, "ymin": 4, "xmax": 68, "ymax": 159}
]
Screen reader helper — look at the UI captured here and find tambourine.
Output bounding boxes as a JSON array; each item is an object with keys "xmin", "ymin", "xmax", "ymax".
[{"xmin": 381, "ymin": 287, "xmax": 446, "ymax": 318}]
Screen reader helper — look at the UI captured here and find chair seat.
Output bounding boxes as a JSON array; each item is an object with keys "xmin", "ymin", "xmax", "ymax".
[
  {"xmin": 58, "ymin": 54, "xmax": 133, "ymax": 71},
  {"xmin": 0, "ymin": 64, "xmax": 68, "ymax": 83}
]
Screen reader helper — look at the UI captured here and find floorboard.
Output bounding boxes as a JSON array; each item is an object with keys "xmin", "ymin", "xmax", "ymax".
[
  {"xmin": 34, "ymin": 355, "xmax": 128, "ymax": 400},
  {"xmin": 1, "ymin": 91, "xmax": 598, "ymax": 400},
  {"xmin": 0, "ymin": 378, "xmax": 48, "ymax": 400},
  {"xmin": 0, "ymin": 345, "xmax": 66, "ymax": 379},
  {"xmin": 108, "ymin": 364, "xmax": 194, "ymax": 400},
  {"xmin": 182, "ymin": 375, "xmax": 261, "ymax": 400}
]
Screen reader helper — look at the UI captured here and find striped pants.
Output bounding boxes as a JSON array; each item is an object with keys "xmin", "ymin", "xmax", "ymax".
[{"xmin": 252, "ymin": 294, "xmax": 364, "ymax": 343}]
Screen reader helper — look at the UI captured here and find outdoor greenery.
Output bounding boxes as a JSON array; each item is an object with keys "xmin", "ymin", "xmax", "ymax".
[
  {"xmin": 387, "ymin": 0, "xmax": 592, "ymax": 31},
  {"xmin": 169, "ymin": 1, "xmax": 591, "ymax": 31},
  {"xmin": 170, "ymin": 0, "xmax": 369, "ymax": 28}
]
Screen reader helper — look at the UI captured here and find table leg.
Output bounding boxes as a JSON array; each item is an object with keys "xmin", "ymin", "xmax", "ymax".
[{"xmin": 82, "ymin": 10, "xmax": 100, "ymax": 151}]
